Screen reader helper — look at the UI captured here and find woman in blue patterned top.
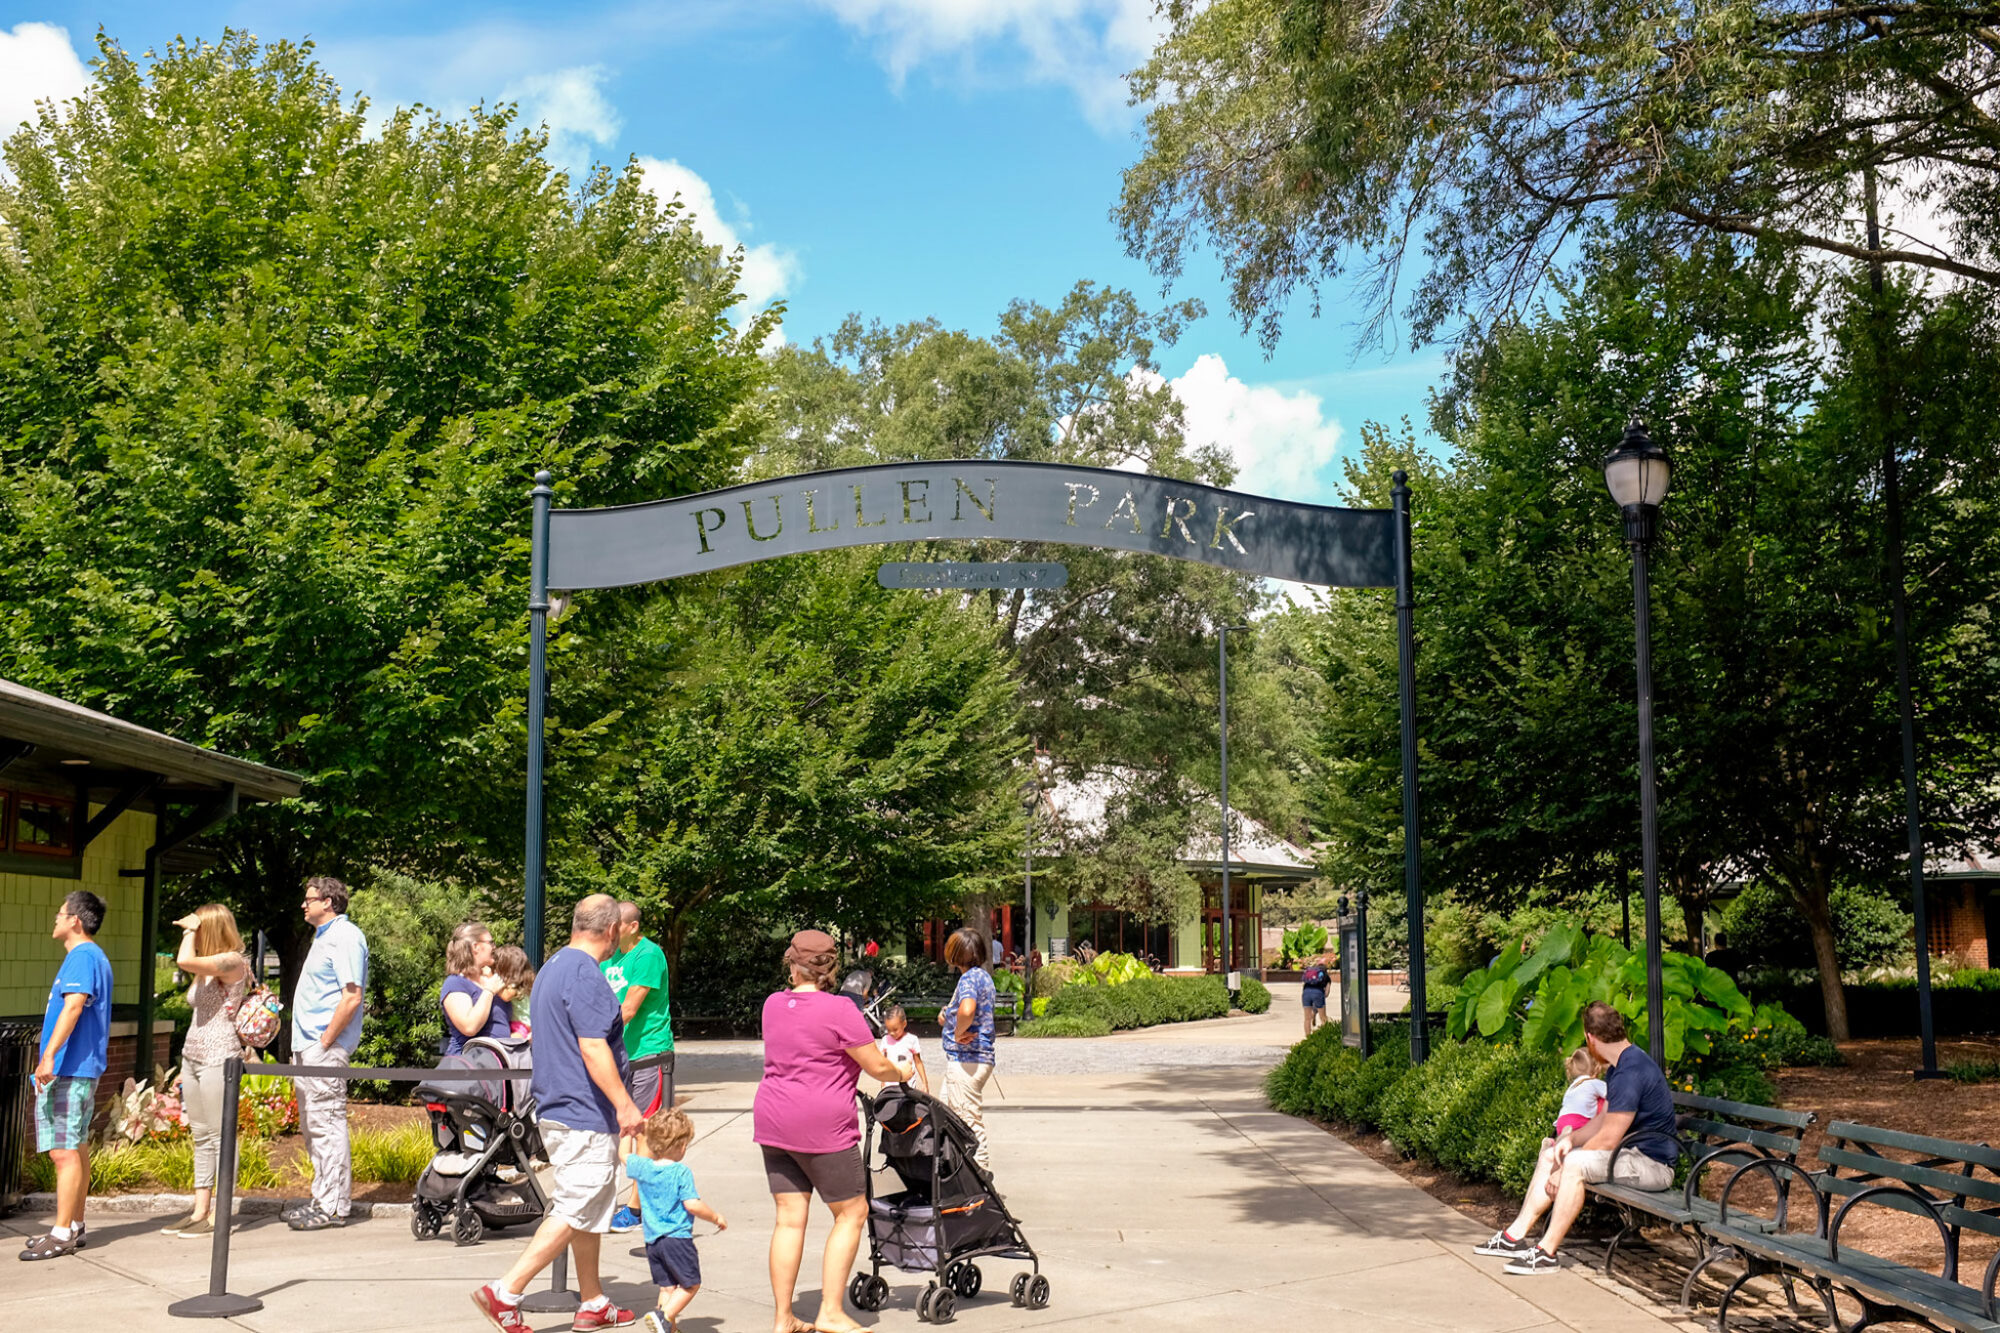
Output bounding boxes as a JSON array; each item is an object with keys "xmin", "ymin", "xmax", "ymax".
[{"xmin": 940, "ymin": 927, "xmax": 997, "ymax": 1171}]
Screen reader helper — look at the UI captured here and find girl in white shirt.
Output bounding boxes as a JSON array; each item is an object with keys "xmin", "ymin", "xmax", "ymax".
[
  {"xmin": 876, "ymin": 1005, "xmax": 929, "ymax": 1093},
  {"xmin": 1553, "ymin": 1046, "xmax": 1607, "ymax": 1139}
]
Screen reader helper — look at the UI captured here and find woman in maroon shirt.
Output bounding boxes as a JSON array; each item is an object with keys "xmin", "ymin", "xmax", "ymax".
[{"xmin": 755, "ymin": 930, "xmax": 907, "ymax": 1333}]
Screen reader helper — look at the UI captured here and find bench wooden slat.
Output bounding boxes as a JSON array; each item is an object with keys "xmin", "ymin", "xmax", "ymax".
[
  {"xmin": 1816, "ymin": 1177, "xmax": 1964, "ymax": 1222},
  {"xmin": 1817, "ymin": 1149, "xmax": 2000, "ymax": 1206},
  {"xmin": 1680, "ymin": 1118, "xmax": 1809, "ymax": 1155},
  {"xmin": 1706, "ymin": 1229, "xmax": 2000, "ymax": 1332},
  {"xmin": 1676, "ymin": 1093, "xmax": 1816, "ymax": 1130},
  {"xmin": 1827, "ymin": 1123, "xmax": 2000, "ymax": 1172},
  {"xmin": 1939, "ymin": 1204, "xmax": 2000, "ymax": 1242}
]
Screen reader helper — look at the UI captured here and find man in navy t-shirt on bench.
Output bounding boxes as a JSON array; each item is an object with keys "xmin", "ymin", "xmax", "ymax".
[{"xmin": 1475, "ymin": 1000, "xmax": 1679, "ymax": 1275}]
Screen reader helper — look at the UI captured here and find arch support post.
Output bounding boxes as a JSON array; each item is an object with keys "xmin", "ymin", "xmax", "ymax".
[{"xmin": 1393, "ymin": 471, "xmax": 1427, "ymax": 1063}]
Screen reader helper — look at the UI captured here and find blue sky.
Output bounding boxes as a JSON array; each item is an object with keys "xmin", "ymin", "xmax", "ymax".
[{"xmin": 1, "ymin": 2, "xmax": 1452, "ymax": 505}]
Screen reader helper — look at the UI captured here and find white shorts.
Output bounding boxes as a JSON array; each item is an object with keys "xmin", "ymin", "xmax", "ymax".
[
  {"xmin": 540, "ymin": 1120, "xmax": 620, "ymax": 1233},
  {"xmin": 1569, "ymin": 1147, "xmax": 1674, "ymax": 1191}
]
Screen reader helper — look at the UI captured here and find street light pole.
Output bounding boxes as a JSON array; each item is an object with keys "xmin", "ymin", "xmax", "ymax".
[
  {"xmin": 1604, "ymin": 421, "xmax": 1673, "ymax": 1068},
  {"xmin": 1220, "ymin": 623, "xmax": 1249, "ymax": 990}
]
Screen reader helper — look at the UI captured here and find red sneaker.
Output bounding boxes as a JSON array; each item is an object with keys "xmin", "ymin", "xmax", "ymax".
[
  {"xmin": 470, "ymin": 1285, "xmax": 533, "ymax": 1333},
  {"xmin": 571, "ymin": 1301, "xmax": 636, "ymax": 1331}
]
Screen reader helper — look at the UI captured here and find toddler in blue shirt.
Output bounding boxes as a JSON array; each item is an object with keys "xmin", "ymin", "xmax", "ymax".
[{"xmin": 627, "ymin": 1107, "xmax": 725, "ymax": 1333}]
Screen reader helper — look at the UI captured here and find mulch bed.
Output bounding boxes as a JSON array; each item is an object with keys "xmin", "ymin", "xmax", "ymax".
[{"xmin": 1307, "ymin": 1038, "xmax": 2000, "ymax": 1331}]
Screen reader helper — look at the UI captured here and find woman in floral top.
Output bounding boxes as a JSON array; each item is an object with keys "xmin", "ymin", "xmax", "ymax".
[
  {"xmin": 941, "ymin": 928, "xmax": 998, "ymax": 1171},
  {"xmin": 164, "ymin": 903, "xmax": 250, "ymax": 1239}
]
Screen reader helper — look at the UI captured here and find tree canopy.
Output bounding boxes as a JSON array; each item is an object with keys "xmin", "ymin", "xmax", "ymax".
[
  {"xmin": 0, "ymin": 32, "xmax": 771, "ymax": 992},
  {"xmin": 1311, "ymin": 240, "xmax": 2000, "ymax": 1035},
  {"xmin": 1121, "ymin": 0, "xmax": 2000, "ymax": 348}
]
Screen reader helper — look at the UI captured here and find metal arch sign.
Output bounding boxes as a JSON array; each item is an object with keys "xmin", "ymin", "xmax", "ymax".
[
  {"xmin": 545, "ymin": 460, "xmax": 1398, "ymax": 591},
  {"xmin": 520, "ymin": 457, "xmax": 1431, "ymax": 1069}
]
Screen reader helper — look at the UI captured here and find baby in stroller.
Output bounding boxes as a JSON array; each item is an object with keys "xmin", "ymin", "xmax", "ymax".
[{"xmin": 411, "ymin": 953, "xmax": 546, "ymax": 1246}]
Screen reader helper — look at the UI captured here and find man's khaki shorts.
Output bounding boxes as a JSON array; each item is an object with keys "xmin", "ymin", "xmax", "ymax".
[
  {"xmin": 1569, "ymin": 1147, "xmax": 1674, "ymax": 1191},
  {"xmin": 540, "ymin": 1120, "xmax": 620, "ymax": 1232}
]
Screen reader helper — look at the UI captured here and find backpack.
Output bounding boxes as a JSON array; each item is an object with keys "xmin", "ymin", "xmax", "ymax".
[
  {"xmin": 1303, "ymin": 964, "xmax": 1331, "ymax": 989},
  {"xmin": 234, "ymin": 980, "xmax": 284, "ymax": 1049}
]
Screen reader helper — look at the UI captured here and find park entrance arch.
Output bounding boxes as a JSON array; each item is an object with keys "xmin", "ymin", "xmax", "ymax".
[{"xmin": 523, "ymin": 460, "xmax": 1432, "ymax": 1060}]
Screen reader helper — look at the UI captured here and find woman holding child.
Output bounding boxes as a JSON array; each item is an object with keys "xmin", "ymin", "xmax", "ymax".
[
  {"xmin": 755, "ymin": 929, "xmax": 911, "ymax": 1333},
  {"xmin": 440, "ymin": 919, "xmax": 512, "ymax": 1056}
]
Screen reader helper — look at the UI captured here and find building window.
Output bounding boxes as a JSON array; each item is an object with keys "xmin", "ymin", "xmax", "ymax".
[{"xmin": 11, "ymin": 792, "xmax": 77, "ymax": 856}]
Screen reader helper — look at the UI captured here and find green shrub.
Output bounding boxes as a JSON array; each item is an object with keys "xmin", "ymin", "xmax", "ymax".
[
  {"xmin": 1239, "ymin": 977, "xmax": 1272, "ymax": 1013},
  {"xmin": 1722, "ymin": 879, "xmax": 1912, "ymax": 971},
  {"xmin": 1690, "ymin": 1063, "xmax": 1779, "ymax": 1105},
  {"xmin": 1030, "ymin": 959, "xmax": 1081, "ymax": 998},
  {"xmin": 1015, "ymin": 1016, "xmax": 1114, "ymax": 1038},
  {"xmin": 350, "ymin": 1122, "xmax": 435, "ymax": 1183},
  {"xmin": 1265, "ymin": 1024, "xmax": 1563, "ymax": 1195},
  {"xmin": 1280, "ymin": 923, "xmax": 1329, "ymax": 967},
  {"xmin": 1947, "ymin": 1058, "xmax": 2000, "ymax": 1084},
  {"xmin": 1045, "ymin": 975, "xmax": 1229, "ymax": 1030}
]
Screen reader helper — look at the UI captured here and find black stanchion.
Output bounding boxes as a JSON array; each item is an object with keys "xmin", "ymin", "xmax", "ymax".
[
  {"xmin": 169, "ymin": 1056, "xmax": 262, "ymax": 1318},
  {"xmin": 160, "ymin": 1049, "xmax": 672, "ymax": 1321}
]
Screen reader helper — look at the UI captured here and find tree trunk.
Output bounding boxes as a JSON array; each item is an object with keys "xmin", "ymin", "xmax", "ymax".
[{"xmin": 1790, "ymin": 873, "xmax": 1850, "ymax": 1040}]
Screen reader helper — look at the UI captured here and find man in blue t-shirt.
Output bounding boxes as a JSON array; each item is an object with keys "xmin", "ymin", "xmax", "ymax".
[
  {"xmin": 471, "ymin": 894, "xmax": 643, "ymax": 1333},
  {"xmin": 21, "ymin": 890, "xmax": 114, "ymax": 1262},
  {"xmin": 1476, "ymin": 1001, "xmax": 1680, "ymax": 1276}
]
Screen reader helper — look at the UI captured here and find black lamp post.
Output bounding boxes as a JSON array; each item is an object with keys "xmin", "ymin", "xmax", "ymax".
[
  {"xmin": 1604, "ymin": 420, "xmax": 1672, "ymax": 1067},
  {"xmin": 1219, "ymin": 623, "xmax": 1249, "ymax": 988}
]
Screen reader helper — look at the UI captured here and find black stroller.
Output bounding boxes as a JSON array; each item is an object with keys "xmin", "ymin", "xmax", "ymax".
[
  {"xmin": 410, "ymin": 1036, "xmax": 548, "ymax": 1246},
  {"xmin": 849, "ymin": 1082, "xmax": 1050, "ymax": 1324}
]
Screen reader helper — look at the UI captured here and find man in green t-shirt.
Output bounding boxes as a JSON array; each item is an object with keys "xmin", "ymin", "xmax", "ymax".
[{"xmin": 604, "ymin": 900, "xmax": 673, "ymax": 1233}]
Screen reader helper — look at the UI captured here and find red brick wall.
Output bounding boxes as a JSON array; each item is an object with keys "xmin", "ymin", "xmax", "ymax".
[{"xmin": 1927, "ymin": 883, "xmax": 1990, "ymax": 968}]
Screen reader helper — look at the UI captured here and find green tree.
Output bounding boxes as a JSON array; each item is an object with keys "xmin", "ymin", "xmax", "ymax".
[
  {"xmin": 1313, "ymin": 241, "xmax": 2000, "ymax": 1037},
  {"xmin": 755, "ymin": 283, "xmax": 1304, "ymax": 929},
  {"xmin": 0, "ymin": 32, "xmax": 770, "ymax": 999},
  {"xmin": 543, "ymin": 551, "xmax": 1027, "ymax": 967},
  {"xmin": 1120, "ymin": 0, "xmax": 2000, "ymax": 349}
]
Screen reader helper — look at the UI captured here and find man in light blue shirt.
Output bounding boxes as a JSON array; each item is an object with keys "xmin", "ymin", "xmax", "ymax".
[{"xmin": 287, "ymin": 876, "xmax": 368, "ymax": 1231}]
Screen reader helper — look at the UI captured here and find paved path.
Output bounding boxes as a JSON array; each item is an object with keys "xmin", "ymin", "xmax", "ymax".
[{"xmin": 5, "ymin": 987, "xmax": 1689, "ymax": 1333}]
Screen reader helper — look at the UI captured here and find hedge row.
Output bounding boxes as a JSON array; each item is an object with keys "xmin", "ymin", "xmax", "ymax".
[
  {"xmin": 1239, "ymin": 977, "xmax": 1273, "ymax": 1013},
  {"xmin": 1266, "ymin": 1024, "xmax": 1565, "ymax": 1194},
  {"xmin": 1047, "ymin": 974, "xmax": 1231, "ymax": 1029},
  {"xmin": 1752, "ymin": 979, "xmax": 2000, "ymax": 1038}
]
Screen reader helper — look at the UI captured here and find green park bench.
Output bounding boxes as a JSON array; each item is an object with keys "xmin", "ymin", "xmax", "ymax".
[
  {"xmin": 902, "ymin": 990, "xmax": 1021, "ymax": 1037},
  {"xmin": 1585, "ymin": 1091, "xmax": 1817, "ymax": 1311},
  {"xmin": 1703, "ymin": 1121, "xmax": 2000, "ymax": 1333}
]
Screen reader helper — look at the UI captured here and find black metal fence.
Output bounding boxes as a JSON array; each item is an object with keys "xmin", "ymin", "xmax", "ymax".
[{"xmin": 0, "ymin": 1021, "xmax": 39, "ymax": 1217}]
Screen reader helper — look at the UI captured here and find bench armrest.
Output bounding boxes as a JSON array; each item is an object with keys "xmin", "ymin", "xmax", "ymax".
[
  {"xmin": 1684, "ymin": 1145, "xmax": 1760, "ymax": 1214},
  {"xmin": 1829, "ymin": 1185, "xmax": 1957, "ymax": 1279},
  {"xmin": 1718, "ymin": 1158, "xmax": 1828, "ymax": 1238}
]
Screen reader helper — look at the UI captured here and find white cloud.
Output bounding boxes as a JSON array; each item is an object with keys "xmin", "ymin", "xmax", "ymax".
[
  {"xmin": 634, "ymin": 156, "xmax": 801, "ymax": 328},
  {"xmin": 808, "ymin": 0, "xmax": 1161, "ymax": 131},
  {"xmin": 501, "ymin": 66, "xmax": 622, "ymax": 174},
  {"xmin": 0, "ymin": 22, "xmax": 89, "ymax": 139},
  {"xmin": 1168, "ymin": 353, "xmax": 1347, "ymax": 502}
]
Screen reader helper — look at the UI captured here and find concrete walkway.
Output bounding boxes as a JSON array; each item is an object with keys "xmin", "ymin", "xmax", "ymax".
[{"xmin": 4, "ymin": 990, "xmax": 1688, "ymax": 1333}]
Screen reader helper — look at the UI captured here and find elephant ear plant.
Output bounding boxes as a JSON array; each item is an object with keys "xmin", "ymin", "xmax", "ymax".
[
  {"xmin": 1445, "ymin": 926, "xmax": 1785, "ymax": 1065},
  {"xmin": 1281, "ymin": 923, "xmax": 1329, "ymax": 967}
]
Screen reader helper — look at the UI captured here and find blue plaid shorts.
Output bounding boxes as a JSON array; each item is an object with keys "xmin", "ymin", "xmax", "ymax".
[{"xmin": 34, "ymin": 1075, "xmax": 98, "ymax": 1151}]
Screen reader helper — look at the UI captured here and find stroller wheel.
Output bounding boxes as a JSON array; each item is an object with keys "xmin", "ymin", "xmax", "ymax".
[
  {"xmin": 1010, "ymin": 1272, "xmax": 1031, "ymax": 1306},
  {"xmin": 951, "ymin": 1263, "xmax": 982, "ymax": 1299},
  {"xmin": 928, "ymin": 1287, "xmax": 957, "ymax": 1324},
  {"xmin": 918, "ymin": 1283, "xmax": 939, "ymax": 1323},
  {"xmin": 848, "ymin": 1272, "xmax": 887, "ymax": 1312},
  {"xmin": 410, "ymin": 1202, "xmax": 442, "ymax": 1241},
  {"xmin": 1026, "ymin": 1274, "xmax": 1051, "ymax": 1309},
  {"xmin": 451, "ymin": 1206, "xmax": 485, "ymax": 1247}
]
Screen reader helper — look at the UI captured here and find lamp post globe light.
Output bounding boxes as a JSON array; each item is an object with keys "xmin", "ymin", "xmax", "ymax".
[{"xmin": 1604, "ymin": 419, "xmax": 1672, "ymax": 1066}]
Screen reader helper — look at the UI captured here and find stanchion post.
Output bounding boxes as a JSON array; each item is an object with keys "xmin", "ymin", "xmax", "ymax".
[{"xmin": 169, "ymin": 1055, "xmax": 262, "ymax": 1318}]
